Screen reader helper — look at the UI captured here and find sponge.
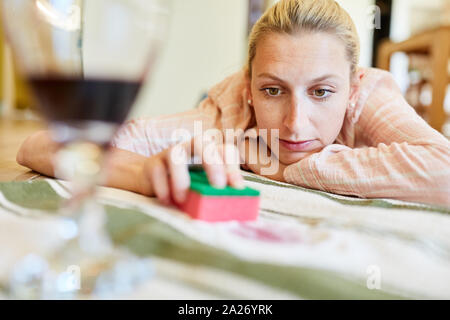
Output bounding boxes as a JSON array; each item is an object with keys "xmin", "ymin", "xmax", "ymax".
[{"xmin": 177, "ymin": 167, "xmax": 260, "ymax": 222}]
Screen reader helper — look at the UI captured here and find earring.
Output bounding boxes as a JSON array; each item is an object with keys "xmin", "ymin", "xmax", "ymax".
[
  {"xmin": 350, "ymin": 102, "xmax": 356, "ymax": 108},
  {"xmin": 248, "ymin": 99, "xmax": 252, "ymax": 105}
]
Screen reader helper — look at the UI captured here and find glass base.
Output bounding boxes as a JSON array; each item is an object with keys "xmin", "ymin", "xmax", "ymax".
[{"xmin": 8, "ymin": 201, "xmax": 154, "ymax": 299}]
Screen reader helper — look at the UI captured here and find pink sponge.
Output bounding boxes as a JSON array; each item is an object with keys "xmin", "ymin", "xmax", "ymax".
[{"xmin": 176, "ymin": 169, "xmax": 260, "ymax": 222}]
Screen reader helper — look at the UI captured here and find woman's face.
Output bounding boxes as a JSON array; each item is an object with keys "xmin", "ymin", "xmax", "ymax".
[{"xmin": 249, "ymin": 31, "xmax": 359, "ymax": 165}]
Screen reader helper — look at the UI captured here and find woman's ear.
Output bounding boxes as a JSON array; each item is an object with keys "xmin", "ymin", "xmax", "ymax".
[
  {"xmin": 245, "ymin": 72, "xmax": 254, "ymax": 108},
  {"xmin": 247, "ymin": 87, "xmax": 254, "ymax": 107},
  {"xmin": 349, "ymin": 68, "xmax": 363, "ymax": 106}
]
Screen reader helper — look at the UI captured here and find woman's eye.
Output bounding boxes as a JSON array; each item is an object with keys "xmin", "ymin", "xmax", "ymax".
[
  {"xmin": 313, "ymin": 89, "xmax": 332, "ymax": 99},
  {"xmin": 314, "ymin": 89, "xmax": 327, "ymax": 97},
  {"xmin": 265, "ymin": 88, "xmax": 281, "ymax": 96}
]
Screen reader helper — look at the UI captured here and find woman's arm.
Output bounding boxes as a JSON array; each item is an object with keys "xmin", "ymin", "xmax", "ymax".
[
  {"xmin": 17, "ymin": 70, "xmax": 252, "ymax": 198},
  {"xmin": 282, "ymin": 69, "xmax": 450, "ymax": 207},
  {"xmin": 16, "ymin": 94, "xmax": 224, "ymax": 185},
  {"xmin": 283, "ymin": 143, "xmax": 450, "ymax": 206},
  {"xmin": 16, "ymin": 130, "xmax": 60, "ymax": 178},
  {"xmin": 16, "ymin": 129, "xmax": 244, "ymax": 204},
  {"xmin": 16, "ymin": 130, "xmax": 152, "ymax": 195}
]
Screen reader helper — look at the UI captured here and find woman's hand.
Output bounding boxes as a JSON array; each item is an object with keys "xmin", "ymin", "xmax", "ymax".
[
  {"xmin": 16, "ymin": 130, "xmax": 244, "ymax": 205},
  {"xmin": 140, "ymin": 136, "xmax": 245, "ymax": 205}
]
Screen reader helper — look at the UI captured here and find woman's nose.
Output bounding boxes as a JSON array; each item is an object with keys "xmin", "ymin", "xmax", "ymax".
[{"xmin": 283, "ymin": 100, "xmax": 311, "ymax": 133}]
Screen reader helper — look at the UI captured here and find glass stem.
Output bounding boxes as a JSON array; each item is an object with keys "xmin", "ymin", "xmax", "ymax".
[{"xmin": 53, "ymin": 142, "xmax": 113, "ymax": 257}]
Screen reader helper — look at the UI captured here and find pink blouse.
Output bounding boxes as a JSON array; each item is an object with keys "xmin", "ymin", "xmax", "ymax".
[{"xmin": 111, "ymin": 67, "xmax": 450, "ymax": 207}]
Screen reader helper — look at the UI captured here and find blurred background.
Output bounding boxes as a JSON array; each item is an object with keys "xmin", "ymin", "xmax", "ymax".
[{"xmin": 1, "ymin": 0, "xmax": 450, "ymax": 137}]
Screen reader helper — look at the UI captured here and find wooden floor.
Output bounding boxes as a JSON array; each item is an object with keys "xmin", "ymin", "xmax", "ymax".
[{"xmin": 0, "ymin": 118, "xmax": 45, "ymax": 182}]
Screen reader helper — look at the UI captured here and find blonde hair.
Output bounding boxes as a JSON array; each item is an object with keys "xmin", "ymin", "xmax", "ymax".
[{"xmin": 247, "ymin": 0, "xmax": 360, "ymax": 77}]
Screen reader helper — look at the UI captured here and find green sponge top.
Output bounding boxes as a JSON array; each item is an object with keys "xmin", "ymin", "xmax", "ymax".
[{"xmin": 189, "ymin": 168, "xmax": 260, "ymax": 197}]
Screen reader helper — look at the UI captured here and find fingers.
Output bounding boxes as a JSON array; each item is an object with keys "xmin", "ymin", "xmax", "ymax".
[
  {"xmin": 144, "ymin": 142, "xmax": 191, "ymax": 205},
  {"xmin": 145, "ymin": 157, "xmax": 171, "ymax": 205},
  {"xmin": 167, "ymin": 145, "xmax": 190, "ymax": 204},
  {"xmin": 203, "ymin": 142, "xmax": 227, "ymax": 188},
  {"xmin": 195, "ymin": 136, "xmax": 244, "ymax": 189},
  {"xmin": 144, "ymin": 135, "xmax": 246, "ymax": 206},
  {"xmin": 192, "ymin": 135, "xmax": 226, "ymax": 188},
  {"xmin": 222, "ymin": 143, "xmax": 244, "ymax": 189}
]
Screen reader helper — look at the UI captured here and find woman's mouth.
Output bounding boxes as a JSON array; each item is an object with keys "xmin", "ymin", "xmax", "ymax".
[{"xmin": 279, "ymin": 139, "xmax": 316, "ymax": 152}]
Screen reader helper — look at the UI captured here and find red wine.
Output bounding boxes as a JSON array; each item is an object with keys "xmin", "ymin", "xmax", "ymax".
[{"xmin": 29, "ymin": 77, "xmax": 142, "ymax": 124}]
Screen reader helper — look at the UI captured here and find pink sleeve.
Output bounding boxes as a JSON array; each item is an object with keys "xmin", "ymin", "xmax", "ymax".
[
  {"xmin": 110, "ymin": 99, "xmax": 217, "ymax": 157},
  {"xmin": 283, "ymin": 69, "xmax": 450, "ymax": 207},
  {"xmin": 110, "ymin": 68, "xmax": 254, "ymax": 157}
]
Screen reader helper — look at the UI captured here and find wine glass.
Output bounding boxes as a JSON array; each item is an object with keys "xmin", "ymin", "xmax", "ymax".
[{"xmin": 1, "ymin": 0, "xmax": 171, "ymax": 298}]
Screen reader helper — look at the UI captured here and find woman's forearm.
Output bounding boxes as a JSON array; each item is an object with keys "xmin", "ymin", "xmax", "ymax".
[
  {"xmin": 17, "ymin": 130, "xmax": 151, "ymax": 196},
  {"xmin": 283, "ymin": 143, "xmax": 450, "ymax": 207},
  {"xmin": 101, "ymin": 147, "xmax": 151, "ymax": 196},
  {"xmin": 16, "ymin": 130, "xmax": 60, "ymax": 177}
]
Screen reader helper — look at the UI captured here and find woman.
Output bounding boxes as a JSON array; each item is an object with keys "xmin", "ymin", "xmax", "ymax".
[{"xmin": 17, "ymin": 0, "xmax": 450, "ymax": 207}]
